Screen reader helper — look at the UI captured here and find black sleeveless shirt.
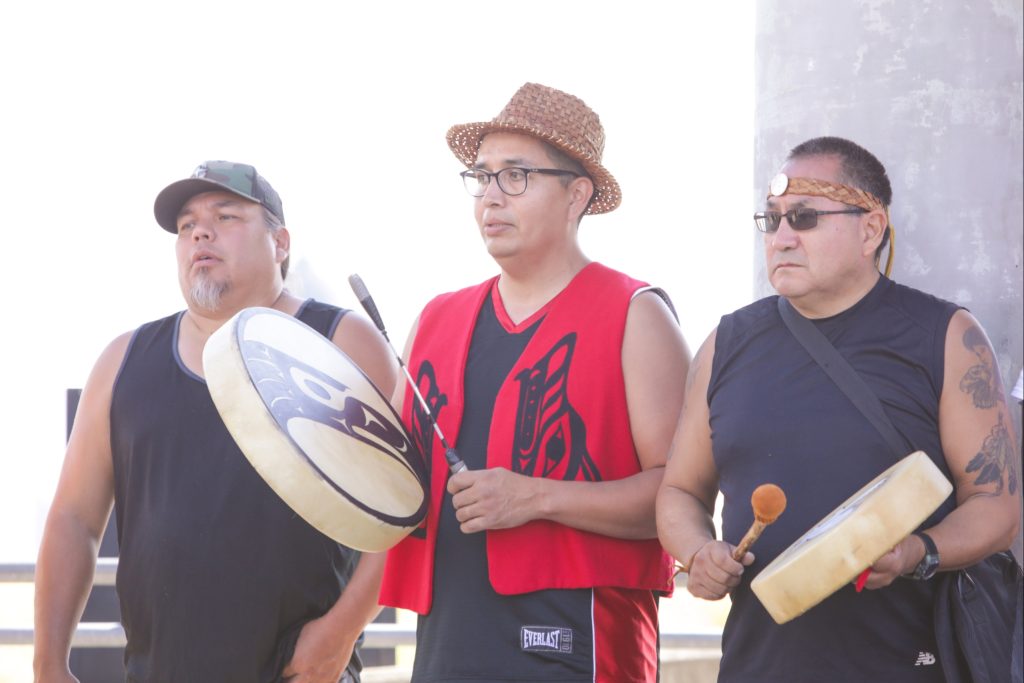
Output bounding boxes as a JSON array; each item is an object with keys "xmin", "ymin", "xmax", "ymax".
[
  {"xmin": 110, "ymin": 300, "xmax": 362, "ymax": 683},
  {"xmin": 708, "ymin": 277, "xmax": 960, "ymax": 682}
]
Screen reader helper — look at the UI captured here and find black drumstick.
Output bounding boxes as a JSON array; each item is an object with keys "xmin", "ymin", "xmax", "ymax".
[{"xmin": 348, "ymin": 274, "xmax": 467, "ymax": 474}]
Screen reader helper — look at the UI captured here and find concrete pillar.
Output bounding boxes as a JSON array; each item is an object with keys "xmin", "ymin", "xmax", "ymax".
[{"xmin": 754, "ymin": 1, "xmax": 1023, "ymax": 554}]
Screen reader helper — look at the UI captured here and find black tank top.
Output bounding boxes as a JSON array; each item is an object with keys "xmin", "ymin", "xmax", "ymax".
[
  {"xmin": 413, "ymin": 294, "xmax": 605, "ymax": 682},
  {"xmin": 110, "ymin": 300, "xmax": 362, "ymax": 683},
  {"xmin": 709, "ymin": 277, "xmax": 959, "ymax": 682}
]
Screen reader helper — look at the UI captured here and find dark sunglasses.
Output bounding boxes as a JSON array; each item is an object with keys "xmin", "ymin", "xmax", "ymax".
[{"xmin": 753, "ymin": 207, "xmax": 868, "ymax": 233}]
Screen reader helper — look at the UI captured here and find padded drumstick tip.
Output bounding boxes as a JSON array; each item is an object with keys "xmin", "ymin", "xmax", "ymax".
[
  {"xmin": 751, "ymin": 483, "xmax": 787, "ymax": 524},
  {"xmin": 732, "ymin": 483, "xmax": 787, "ymax": 561},
  {"xmin": 348, "ymin": 273, "xmax": 370, "ymax": 301},
  {"xmin": 348, "ymin": 273, "xmax": 388, "ymax": 337}
]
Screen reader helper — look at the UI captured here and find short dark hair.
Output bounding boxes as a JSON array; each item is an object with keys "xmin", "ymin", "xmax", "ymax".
[
  {"xmin": 263, "ymin": 208, "xmax": 289, "ymax": 280},
  {"xmin": 540, "ymin": 140, "xmax": 593, "ymax": 218},
  {"xmin": 788, "ymin": 136, "xmax": 892, "ymax": 206},
  {"xmin": 789, "ymin": 136, "xmax": 892, "ymax": 250}
]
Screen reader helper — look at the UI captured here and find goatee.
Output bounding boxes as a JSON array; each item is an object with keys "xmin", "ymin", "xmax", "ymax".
[{"xmin": 190, "ymin": 274, "xmax": 229, "ymax": 311}]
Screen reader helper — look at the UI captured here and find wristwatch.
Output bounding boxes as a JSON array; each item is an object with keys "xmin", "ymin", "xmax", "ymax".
[{"xmin": 908, "ymin": 531, "xmax": 940, "ymax": 580}]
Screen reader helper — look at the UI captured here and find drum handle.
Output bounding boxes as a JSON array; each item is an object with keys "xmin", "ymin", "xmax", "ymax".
[{"xmin": 349, "ymin": 274, "xmax": 467, "ymax": 474}]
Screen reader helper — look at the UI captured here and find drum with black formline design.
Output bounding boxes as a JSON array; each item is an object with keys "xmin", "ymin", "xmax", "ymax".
[
  {"xmin": 750, "ymin": 451, "xmax": 953, "ymax": 624},
  {"xmin": 203, "ymin": 306, "xmax": 427, "ymax": 552}
]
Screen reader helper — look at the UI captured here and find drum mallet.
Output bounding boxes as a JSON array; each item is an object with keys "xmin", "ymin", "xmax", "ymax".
[
  {"xmin": 671, "ymin": 483, "xmax": 787, "ymax": 581},
  {"xmin": 732, "ymin": 484, "xmax": 787, "ymax": 561},
  {"xmin": 348, "ymin": 273, "xmax": 467, "ymax": 474}
]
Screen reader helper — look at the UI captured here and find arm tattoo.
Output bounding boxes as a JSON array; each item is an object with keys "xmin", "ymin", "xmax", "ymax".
[
  {"xmin": 958, "ymin": 325, "xmax": 1004, "ymax": 409},
  {"xmin": 965, "ymin": 413, "xmax": 1018, "ymax": 495}
]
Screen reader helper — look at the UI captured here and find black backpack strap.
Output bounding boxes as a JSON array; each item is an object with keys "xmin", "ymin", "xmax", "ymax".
[{"xmin": 776, "ymin": 296, "xmax": 907, "ymax": 458}]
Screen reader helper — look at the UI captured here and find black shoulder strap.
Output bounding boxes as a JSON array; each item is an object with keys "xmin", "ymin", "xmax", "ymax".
[{"xmin": 776, "ymin": 297, "xmax": 907, "ymax": 458}]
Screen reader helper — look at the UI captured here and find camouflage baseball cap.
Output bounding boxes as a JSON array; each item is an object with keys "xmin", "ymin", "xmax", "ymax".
[{"xmin": 153, "ymin": 161, "xmax": 284, "ymax": 233}]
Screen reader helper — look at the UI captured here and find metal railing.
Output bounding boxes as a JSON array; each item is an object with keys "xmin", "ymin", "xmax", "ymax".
[
  {"xmin": 1, "ymin": 561, "xmax": 722, "ymax": 650},
  {"xmin": 1, "ymin": 559, "xmax": 118, "ymax": 586}
]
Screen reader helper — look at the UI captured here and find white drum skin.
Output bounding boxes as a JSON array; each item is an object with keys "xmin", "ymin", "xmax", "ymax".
[
  {"xmin": 203, "ymin": 307, "xmax": 427, "ymax": 552},
  {"xmin": 751, "ymin": 451, "xmax": 952, "ymax": 624}
]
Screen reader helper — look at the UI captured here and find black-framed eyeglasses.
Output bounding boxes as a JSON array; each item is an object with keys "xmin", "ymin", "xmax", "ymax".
[
  {"xmin": 460, "ymin": 167, "xmax": 581, "ymax": 197},
  {"xmin": 753, "ymin": 207, "xmax": 868, "ymax": 233}
]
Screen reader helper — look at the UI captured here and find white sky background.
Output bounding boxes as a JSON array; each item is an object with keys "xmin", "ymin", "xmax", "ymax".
[{"xmin": 0, "ymin": 1, "xmax": 754, "ymax": 559}]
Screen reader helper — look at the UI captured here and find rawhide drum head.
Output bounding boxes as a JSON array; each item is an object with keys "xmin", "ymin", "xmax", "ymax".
[
  {"xmin": 203, "ymin": 307, "xmax": 427, "ymax": 552},
  {"xmin": 750, "ymin": 451, "xmax": 952, "ymax": 624}
]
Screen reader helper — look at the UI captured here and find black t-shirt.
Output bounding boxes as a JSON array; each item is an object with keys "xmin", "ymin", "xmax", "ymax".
[{"xmin": 110, "ymin": 300, "xmax": 362, "ymax": 683}]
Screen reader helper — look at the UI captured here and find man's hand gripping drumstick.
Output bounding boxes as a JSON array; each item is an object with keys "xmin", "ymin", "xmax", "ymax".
[{"xmin": 673, "ymin": 484, "xmax": 786, "ymax": 585}]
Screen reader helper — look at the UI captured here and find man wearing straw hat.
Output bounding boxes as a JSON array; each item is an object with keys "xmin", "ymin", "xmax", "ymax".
[
  {"xmin": 380, "ymin": 83, "xmax": 690, "ymax": 681},
  {"xmin": 656, "ymin": 137, "xmax": 1020, "ymax": 682},
  {"xmin": 34, "ymin": 161, "xmax": 395, "ymax": 683}
]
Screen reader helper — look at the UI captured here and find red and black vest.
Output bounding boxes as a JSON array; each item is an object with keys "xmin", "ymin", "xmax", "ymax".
[{"xmin": 381, "ymin": 263, "xmax": 674, "ymax": 614}]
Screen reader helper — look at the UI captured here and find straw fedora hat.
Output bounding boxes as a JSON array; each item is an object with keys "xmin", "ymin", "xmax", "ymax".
[{"xmin": 446, "ymin": 83, "xmax": 621, "ymax": 215}]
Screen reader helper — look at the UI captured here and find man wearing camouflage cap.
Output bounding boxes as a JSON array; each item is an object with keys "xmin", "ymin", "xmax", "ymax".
[
  {"xmin": 379, "ymin": 83, "xmax": 691, "ymax": 681},
  {"xmin": 34, "ymin": 161, "xmax": 395, "ymax": 683}
]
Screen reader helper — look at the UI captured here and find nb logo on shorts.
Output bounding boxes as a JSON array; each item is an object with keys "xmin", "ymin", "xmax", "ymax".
[
  {"xmin": 914, "ymin": 651, "xmax": 936, "ymax": 666},
  {"xmin": 521, "ymin": 626, "xmax": 573, "ymax": 654}
]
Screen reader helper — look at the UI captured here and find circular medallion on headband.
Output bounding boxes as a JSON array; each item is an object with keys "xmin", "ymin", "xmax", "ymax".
[
  {"xmin": 769, "ymin": 173, "xmax": 790, "ymax": 197},
  {"xmin": 203, "ymin": 307, "xmax": 427, "ymax": 552},
  {"xmin": 750, "ymin": 451, "xmax": 951, "ymax": 624}
]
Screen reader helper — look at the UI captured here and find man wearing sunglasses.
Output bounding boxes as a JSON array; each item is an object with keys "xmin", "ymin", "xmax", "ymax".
[
  {"xmin": 379, "ymin": 83, "xmax": 690, "ymax": 682},
  {"xmin": 657, "ymin": 137, "xmax": 1019, "ymax": 682}
]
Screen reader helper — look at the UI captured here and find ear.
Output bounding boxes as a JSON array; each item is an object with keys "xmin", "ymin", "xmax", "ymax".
[
  {"xmin": 567, "ymin": 176, "xmax": 595, "ymax": 224},
  {"xmin": 861, "ymin": 209, "xmax": 887, "ymax": 257},
  {"xmin": 274, "ymin": 226, "xmax": 291, "ymax": 263}
]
